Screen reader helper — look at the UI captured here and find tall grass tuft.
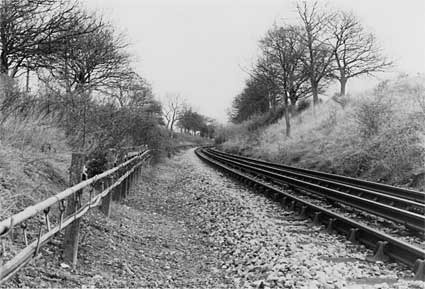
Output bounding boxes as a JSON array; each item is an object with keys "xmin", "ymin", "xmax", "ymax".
[{"xmin": 0, "ymin": 117, "xmax": 69, "ymax": 153}]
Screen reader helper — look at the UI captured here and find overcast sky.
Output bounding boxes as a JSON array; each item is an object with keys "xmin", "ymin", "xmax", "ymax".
[{"xmin": 83, "ymin": 0, "xmax": 425, "ymax": 122}]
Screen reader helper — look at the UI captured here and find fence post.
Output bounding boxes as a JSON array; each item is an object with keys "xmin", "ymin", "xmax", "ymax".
[
  {"xmin": 121, "ymin": 149, "xmax": 129, "ymax": 199},
  {"xmin": 126, "ymin": 170, "xmax": 131, "ymax": 196},
  {"xmin": 127, "ymin": 172, "xmax": 132, "ymax": 196},
  {"xmin": 135, "ymin": 166, "xmax": 139, "ymax": 183},
  {"xmin": 100, "ymin": 149, "xmax": 117, "ymax": 217},
  {"xmin": 113, "ymin": 149, "xmax": 126, "ymax": 202},
  {"xmin": 62, "ymin": 153, "xmax": 85, "ymax": 268},
  {"xmin": 121, "ymin": 176, "xmax": 128, "ymax": 199},
  {"xmin": 130, "ymin": 170, "xmax": 135, "ymax": 190},
  {"xmin": 138, "ymin": 164, "xmax": 142, "ymax": 181}
]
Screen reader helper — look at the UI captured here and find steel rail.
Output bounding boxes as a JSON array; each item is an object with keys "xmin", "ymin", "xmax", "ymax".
[
  {"xmin": 210, "ymin": 148, "xmax": 425, "ymax": 204},
  {"xmin": 207, "ymin": 149, "xmax": 425, "ymax": 214},
  {"xmin": 202, "ymin": 149, "xmax": 425, "ymax": 233},
  {"xmin": 195, "ymin": 148, "xmax": 425, "ymax": 277}
]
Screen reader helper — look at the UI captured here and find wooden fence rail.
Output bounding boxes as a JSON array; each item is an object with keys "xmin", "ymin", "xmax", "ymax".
[{"xmin": 0, "ymin": 148, "xmax": 150, "ymax": 285}]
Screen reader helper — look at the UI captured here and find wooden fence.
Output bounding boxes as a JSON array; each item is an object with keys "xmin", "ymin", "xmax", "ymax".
[{"xmin": 0, "ymin": 146, "xmax": 151, "ymax": 285}]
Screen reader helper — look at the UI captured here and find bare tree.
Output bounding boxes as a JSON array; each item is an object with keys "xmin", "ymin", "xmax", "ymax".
[
  {"xmin": 0, "ymin": 0, "xmax": 96, "ymax": 78},
  {"xmin": 36, "ymin": 21, "xmax": 130, "ymax": 149},
  {"xmin": 177, "ymin": 106, "xmax": 207, "ymax": 136},
  {"xmin": 297, "ymin": 1, "xmax": 334, "ymax": 111},
  {"xmin": 40, "ymin": 21, "xmax": 130, "ymax": 93},
  {"xmin": 230, "ymin": 71, "xmax": 276, "ymax": 123},
  {"xmin": 259, "ymin": 25, "xmax": 309, "ymax": 137},
  {"xmin": 0, "ymin": 0, "xmax": 101, "ymax": 119},
  {"xmin": 329, "ymin": 11, "xmax": 392, "ymax": 96},
  {"xmin": 253, "ymin": 59, "xmax": 281, "ymax": 111},
  {"xmin": 108, "ymin": 71, "xmax": 154, "ymax": 109},
  {"xmin": 162, "ymin": 93, "xmax": 184, "ymax": 135}
]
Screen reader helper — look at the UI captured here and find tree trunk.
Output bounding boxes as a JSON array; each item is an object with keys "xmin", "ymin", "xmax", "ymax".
[
  {"xmin": 0, "ymin": 52, "xmax": 8, "ymax": 100},
  {"xmin": 0, "ymin": 72, "xmax": 6, "ymax": 98},
  {"xmin": 25, "ymin": 65, "xmax": 30, "ymax": 92},
  {"xmin": 285, "ymin": 107, "xmax": 291, "ymax": 137},
  {"xmin": 0, "ymin": 62, "xmax": 7, "ymax": 75},
  {"xmin": 170, "ymin": 121, "xmax": 174, "ymax": 138},
  {"xmin": 311, "ymin": 81, "xmax": 319, "ymax": 116},
  {"xmin": 284, "ymin": 96, "xmax": 291, "ymax": 138},
  {"xmin": 82, "ymin": 100, "xmax": 86, "ymax": 149},
  {"xmin": 339, "ymin": 77, "xmax": 347, "ymax": 96},
  {"xmin": 268, "ymin": 92, "xmax": 272, "ymax": 110},
  {"xmin": 311, "ymin": 82, "xmax": 319, "ymax": 106},
  {"xmin": 0, "ymin": 50, "xmax": 8, "ymax": 75},
  {"xmin": 80, "ymin": 89, "xmax": 90, "ymax": 150}
]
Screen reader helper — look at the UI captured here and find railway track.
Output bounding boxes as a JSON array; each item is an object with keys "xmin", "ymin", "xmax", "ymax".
[
  {"xmin": 195, "ymin": 147, "xmax": 425, "ymax": 280},
  {"xmin": 204, "ymin": 148, "xmax": 425, "ymax": 233},
  {"xmin": 209, "ymin": 149, "xmax": 425, "ymax": 210}
]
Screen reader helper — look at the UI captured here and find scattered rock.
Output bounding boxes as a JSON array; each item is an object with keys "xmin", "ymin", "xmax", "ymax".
[{"xmin": 2, "ymin": 149, "xmax": 423, "ymax": 289}]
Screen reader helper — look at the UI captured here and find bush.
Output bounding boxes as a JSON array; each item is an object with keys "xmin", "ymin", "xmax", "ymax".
[
  {"xmin": 246, "ymin": 106, "xmax": 286, "ymax": 131},
  {"xmin": 352, "ymin": 95, "xmax": 392, "ymax": 139},
  {"xmin": 296, "ymin": 99, "xmax": 311, "ymax": 113}
]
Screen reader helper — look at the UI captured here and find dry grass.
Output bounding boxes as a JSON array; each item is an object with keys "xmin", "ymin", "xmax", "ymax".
[
  {"xmin": 0, "ymin": 116, "xmax": 69, "ymax": 153},
  {"xmin": 0, "ymin": 116, "xmax": 71, "ymax": 219},
  {"xmin": 223, "ymin": 75, "xmax": 425, "ymax": 190}
]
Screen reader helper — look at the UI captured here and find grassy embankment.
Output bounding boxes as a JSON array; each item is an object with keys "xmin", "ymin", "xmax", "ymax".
[
  {"xmin": 222, "ymin": 76, "xmax": 425, "ymax": 191},
  {"xmin": 0, "ymin": 118, "xmax": 71, "ymax": 220},
  {"xmin": 0, "ymin": 116, "xmax": 206, "ymax": 220}
]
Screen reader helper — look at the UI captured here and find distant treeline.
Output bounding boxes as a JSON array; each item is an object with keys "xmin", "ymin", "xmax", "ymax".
[{"xmin": 161, "ymin": 93, "xmax": 216, "ymax": 139}]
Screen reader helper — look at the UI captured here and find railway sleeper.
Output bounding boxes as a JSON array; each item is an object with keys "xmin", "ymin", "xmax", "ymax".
[
  {"xmin": 313, "ymin": 212, "xmax": 322, "ymax": 226},
  {"xmin": 280, "ymin": 196, "xmax": 288, "ymax": 207},
  {"xmin": 414, "ymin": 259, "xmax": 425, "ymax": 281},
  {"xmin": 299, "ymin": 205, "xmax": 308, "ymax": 218},
  {"xmin": 348, "ymin": 228, "xmax": 360, "ymax": 244},
  {"xmin": 327, "ymin": 218, "xmax": 337, "ymax": 235},
  {"xmin": 366, "ymin": 241, "xmax": 390, "ymax": 263}
]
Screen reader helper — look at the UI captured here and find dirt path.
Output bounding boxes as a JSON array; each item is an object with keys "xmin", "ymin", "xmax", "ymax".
[{"xmin": 3, "ymin": 149, "xmax": 424, "ymax": 288}]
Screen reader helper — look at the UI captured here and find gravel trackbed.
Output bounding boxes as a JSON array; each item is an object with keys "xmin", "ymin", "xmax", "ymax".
[{"xmin": 3, "ymin": 149, "xmax": 424, "ymax": 289}]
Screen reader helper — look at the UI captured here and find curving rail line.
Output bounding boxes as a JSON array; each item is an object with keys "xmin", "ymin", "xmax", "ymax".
[
  {"xmin": 205, "ymin": 148, "xmax": 425, "ymax": 233},
  {"xmin": 209, "ymin": 149, "xmax": 425, "ymax": 205},
  {"xmin": 195, "ymin": 147, "xmax": 425, "ymax": 280}
]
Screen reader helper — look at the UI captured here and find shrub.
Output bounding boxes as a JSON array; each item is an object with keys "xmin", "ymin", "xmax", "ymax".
[
  {"xmin": 352, "ymin": 95, "xmax": 393, "ymax": 139},
  {"xmin": 214, "ymin": 133, "xmax": 227, "ymax": 145},
  {"xmin": 246, "ymin": 106, "xmax": 286, "ymax": 131}
]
